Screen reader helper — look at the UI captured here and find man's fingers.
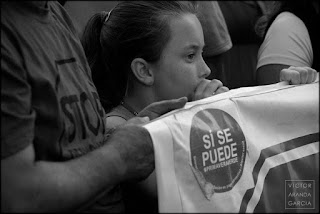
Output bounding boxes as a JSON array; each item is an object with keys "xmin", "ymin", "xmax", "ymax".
[
  {"xmin": 304, "ymin": 67, "xmax": 317, "ymax": 83},
  {"xmin": 126, "ymin": 116, "xmax": 150, "ymax": 125},
  {"xmin": 280, "ymin": 66, "xmax": 317, "ymax": 84},
  {"xmin": 138, "ymin": 97, "xmax": 187, "ymax": 120},
  {"xmin": 280, "ymin": 69, "xmax": 300, "ymax": 84},
  {"xmin": 292, "ymin": 67, "xmax": 309, "ymax": 84},
  {"xmin": 288, "ymin": 66, "xmax": 295, "ymax": 70}
]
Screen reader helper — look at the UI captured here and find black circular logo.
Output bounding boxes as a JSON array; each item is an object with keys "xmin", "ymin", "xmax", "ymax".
[{"xmin": 190, "ymin": 109, "xmax": 246, "ymax": 193}]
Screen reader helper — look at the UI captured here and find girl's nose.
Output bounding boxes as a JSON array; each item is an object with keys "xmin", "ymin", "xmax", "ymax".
[{"xmin": 200, "ymin": 58, "xmax": 211, "ymax": 78}]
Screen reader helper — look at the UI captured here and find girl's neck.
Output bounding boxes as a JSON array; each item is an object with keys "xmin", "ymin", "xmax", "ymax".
[{"xmin": 122, "ymin": 89, "xmax": 155, "ymax": 115}]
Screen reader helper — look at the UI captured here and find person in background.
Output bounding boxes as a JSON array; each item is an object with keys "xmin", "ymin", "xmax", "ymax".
[
  {"xmin": 81, "ymin": 1, "xmax": 317, "ymax": 212},
  {"xmin": 63, "ymin": 1, "xmax": 118, "ymax": 38},
  {"xmin": 216, "ymin": 1, "xmax": 269, "ymax": 88},
  {"xmin": 255, "ymin": 0, "xmax": 319, "ymax": 85},
  {"xmin": 1, "ymin": 1, "xmax": 187, "ymax": 213},
  {"xmin": 193, "ymin": 1, "xmax": 233, "ymax": 81}
]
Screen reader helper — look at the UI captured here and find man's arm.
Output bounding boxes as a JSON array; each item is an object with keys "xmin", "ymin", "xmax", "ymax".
[
  {"xmin": 1, "ymin": 97, "xmax": 187, "ymax": 213},
  {"xmin": 1, "ymin": 124, "xmax": 150, "ymax": 212},
  {"xmin": 257, "ymin": 64, "xmax": 317, "ymax": 85},
  {"xmin": 256, "ymin": 64, "xmax": 290, "ymax": 85}
]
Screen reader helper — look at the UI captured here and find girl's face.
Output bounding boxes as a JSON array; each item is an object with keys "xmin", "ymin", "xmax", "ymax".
[{"xmin": 150, "ymin": 14, "xmax": 211, "ymax": 101}]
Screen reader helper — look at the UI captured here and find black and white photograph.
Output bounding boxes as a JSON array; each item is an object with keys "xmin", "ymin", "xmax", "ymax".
[{"xmin": 1, "ymin": 1, "xmax": 319, "ymax": 213}]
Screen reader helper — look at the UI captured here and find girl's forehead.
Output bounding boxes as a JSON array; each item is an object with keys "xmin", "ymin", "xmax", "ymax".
[{"xmin": 166, "ymin": 14, "xmax": 204, "ymax": 48}]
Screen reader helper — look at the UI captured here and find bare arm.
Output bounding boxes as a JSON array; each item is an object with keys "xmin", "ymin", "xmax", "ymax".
[
  {"xmin": 1, "ymin": 124, "xmax": 153, "ymax": 213},
  {"xmin": 1, "ymin": 97, "xmax": 187, "ymax": 213},
  {"xmin": 256, "ymin": 64, "xmax": 290, "ymax": 85},
  {"xmin": 257, "ymin": 64, "xmax": 317, "ymax": 85}
]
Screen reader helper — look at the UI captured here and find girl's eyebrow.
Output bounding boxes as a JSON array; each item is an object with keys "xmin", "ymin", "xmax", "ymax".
[{"xmin": 183, "ymin": 43, "xmax": 206, "ymax": 51}]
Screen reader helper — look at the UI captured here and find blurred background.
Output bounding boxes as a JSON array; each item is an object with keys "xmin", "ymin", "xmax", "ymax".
[{"xmin": 64, "ymin": 1, "xmax": 118, "ymax": 37}]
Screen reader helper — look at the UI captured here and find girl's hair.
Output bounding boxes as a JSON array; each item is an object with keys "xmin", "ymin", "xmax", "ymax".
[
  {"xmin": 81, "ymin": 1, "xmax": 197, "ymax": 112},
  {"xmin": 254, "ymin": 0, "xmax": 319, "ymax": 70}
]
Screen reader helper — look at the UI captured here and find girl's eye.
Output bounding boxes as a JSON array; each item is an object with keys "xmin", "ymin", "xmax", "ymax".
[{"xmin": 187, "ymin": 54, "xmax": 195, "ymax": 60}]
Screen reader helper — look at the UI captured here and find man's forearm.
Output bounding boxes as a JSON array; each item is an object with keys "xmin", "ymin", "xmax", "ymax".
[
  {"xmin": 257, "ymin": 64, "xmax": 290, "ymax": 85},
  {"xmin": 1, "ymin": 139, "xmax": 124, "ymax": 213}
]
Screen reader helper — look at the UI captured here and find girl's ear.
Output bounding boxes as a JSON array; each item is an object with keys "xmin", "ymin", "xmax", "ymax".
[{"xmin": 131, "ymin": 58, "xmax": 154, "ymax": 86}]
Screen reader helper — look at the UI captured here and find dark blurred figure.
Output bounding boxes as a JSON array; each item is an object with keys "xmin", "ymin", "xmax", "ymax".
[
  {"xmin": 58, "ymin": 0, "xmax": 66, "ymax": 6},
  {"xmin": 193, "ymin": 1, "xmax": 232, "ymax": 83},
  {"xmin": 64, "ymin": 1, "xmax": 118, "ymax": 37},
  {"xmin": 216, "ymin": 1, "xmax": 270, "ymax": 88}
]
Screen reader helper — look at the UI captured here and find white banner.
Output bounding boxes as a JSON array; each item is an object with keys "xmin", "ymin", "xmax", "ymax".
[{"xmin": 145, "ymin": 79, "xmax": 319, "ymax": 213}]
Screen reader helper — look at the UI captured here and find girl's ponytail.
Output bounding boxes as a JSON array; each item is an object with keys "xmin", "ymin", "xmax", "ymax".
[{"xmin": 81, "ymin": 12, "xmax": 115, "ymax": 112}]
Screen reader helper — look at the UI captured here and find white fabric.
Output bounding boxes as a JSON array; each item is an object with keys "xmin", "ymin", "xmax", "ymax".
[
  {"xmin": 257, "ymin": 12, "xmax": 313, "ymax": 69},
  {"xmin": 144, "ymin": 76, "xmax": 319, "ymax": 212}
]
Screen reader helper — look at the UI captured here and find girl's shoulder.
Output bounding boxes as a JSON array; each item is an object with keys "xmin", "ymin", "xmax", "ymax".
[{"xmin": 105, "ymin": 105, "xmax": 134, "ymax": 130}]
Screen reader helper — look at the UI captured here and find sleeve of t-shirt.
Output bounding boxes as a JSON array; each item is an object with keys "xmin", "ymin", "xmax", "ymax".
[
  {"xmin": 257, "ymin": 12, "xmax": 313, "ymax": 69},
  {"xmin": 1, "ymin": 31, "xmax": 36, "ymax": 159},
  {"xmin": 196, "ymin": 1, "xmax": 232, "ymax": 57}
]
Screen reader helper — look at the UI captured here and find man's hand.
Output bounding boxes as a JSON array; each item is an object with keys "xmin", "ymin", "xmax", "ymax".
[
  {"xmin": 108, "ymin": 97, "xmax": 187, "ymax": 182},
  {"xmin": 193, "ymin": 79, "xmax": 229, "ymax": 101},
  {"xmin": 280, "ymin": 66, "xmax": 317, "ymax": 84},
  {"xmin": 107, "ymin": 124, "xmax": 155, "ymax": 183},
  {"xmin": 137, "ymin": 97, "xmax": 187, "ymax": 120}
]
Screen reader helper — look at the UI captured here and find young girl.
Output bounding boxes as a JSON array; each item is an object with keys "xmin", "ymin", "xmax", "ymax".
[{"xmin": 81, "ymin": 1, "xmax": 317, "ymax": 212}]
